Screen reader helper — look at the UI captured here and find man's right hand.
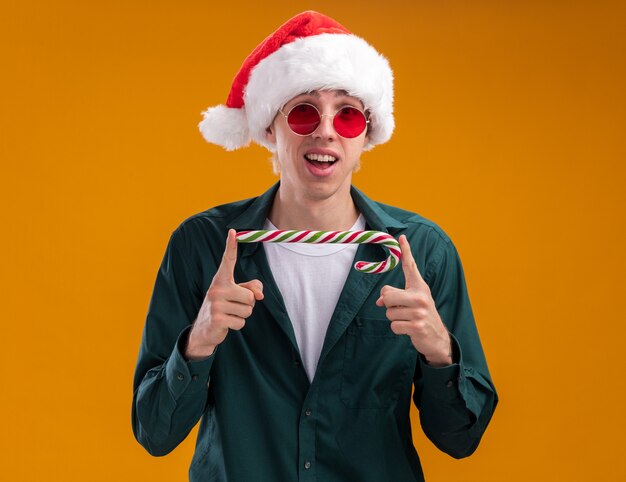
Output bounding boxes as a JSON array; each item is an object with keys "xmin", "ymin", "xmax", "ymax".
[{"xmin": 184, "ymin": 229, "xmax": 264, "ymax": 361}]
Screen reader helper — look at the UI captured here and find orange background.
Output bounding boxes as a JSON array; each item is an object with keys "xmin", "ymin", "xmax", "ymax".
[{"xmin": 1, "ymin": 1, "xmax": 625, "ymax": 480}]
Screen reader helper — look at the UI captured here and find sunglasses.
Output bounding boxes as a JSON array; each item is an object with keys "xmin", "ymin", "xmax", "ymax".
[{"xmin": 278, "ymin": 103, "xmax": 370, "ymax": 138}]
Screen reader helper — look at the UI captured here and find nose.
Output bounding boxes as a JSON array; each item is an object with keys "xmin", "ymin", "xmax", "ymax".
[{"xmin": 312, "ymin": 113, "xmax": 338, "ymax": 141}]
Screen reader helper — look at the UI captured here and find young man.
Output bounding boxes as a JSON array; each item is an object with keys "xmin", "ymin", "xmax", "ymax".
[{"xmin": 132, "ymin": 11, "xmax": 497, "ymax": 481}]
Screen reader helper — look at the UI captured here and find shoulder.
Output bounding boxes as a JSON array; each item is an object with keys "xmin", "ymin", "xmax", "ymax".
[
  {"xmin": 179, "ymin": 196, "xmax": 256, "ymax": 230},
  {"xmin": 374, "ymin": 200, "xmax": 452, "ymax": 246},
  {"xmin": 369, "ymin": 199, "xmax": 460, "ymax": 284},
  {"xmin": 167, "ymin": 195, "xmax": 258, "ymax": 255}
]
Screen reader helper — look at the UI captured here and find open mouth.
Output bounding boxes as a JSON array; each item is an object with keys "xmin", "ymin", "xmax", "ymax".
[{"xmin": 304, "ymin": 152, "xmax": 338, "ymax": 170}]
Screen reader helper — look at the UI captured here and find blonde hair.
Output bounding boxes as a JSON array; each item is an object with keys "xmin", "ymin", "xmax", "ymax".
[{"xmin": 269, "ymin": 152, "xmax": 280, "ymax": 175}]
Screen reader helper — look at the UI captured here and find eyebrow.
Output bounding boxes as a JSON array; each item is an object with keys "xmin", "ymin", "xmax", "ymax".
[
  {"xmin": 307, "ymin": 89, "xmax": 350, "ymax": 98},
  {"xmin": 286, "ymin": 89, "xmax": 363, "ymax": 110}
]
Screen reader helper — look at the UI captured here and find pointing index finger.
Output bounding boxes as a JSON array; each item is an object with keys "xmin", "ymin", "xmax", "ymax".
[
  {"xmin": 400, "ymin": 234, "xmax": 424, "ymax": 289},
  {"xmin": 214, "ymin": 229, "xmax": 237, "ymax": 284}
]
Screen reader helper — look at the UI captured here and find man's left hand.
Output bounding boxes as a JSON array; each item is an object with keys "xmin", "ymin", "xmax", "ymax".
[{"xmin": 376, "ymin": 235, "xmax": 453, "ymax": 367}]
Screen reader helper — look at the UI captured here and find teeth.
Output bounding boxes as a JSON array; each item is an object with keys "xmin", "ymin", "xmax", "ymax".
[{"xmin": 305, "ymin": 153, "xmax": 337, "ymax": 162}]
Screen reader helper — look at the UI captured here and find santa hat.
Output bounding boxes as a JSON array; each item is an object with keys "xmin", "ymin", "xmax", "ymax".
[{"xmin": 198, "ymin": 10, "xmax": 394, "ymax": 151}]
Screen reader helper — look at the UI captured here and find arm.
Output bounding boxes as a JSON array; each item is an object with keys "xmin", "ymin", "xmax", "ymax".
[
  {"xmin": 131, "ymin": 227, "xmax": 264, "ymax": 456},
  {"xmin": 413, "ymin": 238, "xmax": 498, "ymax": 459},
  {"xmin": 131, "ymin": 226, "xmax": 214, "ymax": 456}
]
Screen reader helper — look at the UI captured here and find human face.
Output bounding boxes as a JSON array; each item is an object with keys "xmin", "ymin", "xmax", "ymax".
[{"xmin": 266, "ymin": 90, "xmax": 369, "ymax": 201}]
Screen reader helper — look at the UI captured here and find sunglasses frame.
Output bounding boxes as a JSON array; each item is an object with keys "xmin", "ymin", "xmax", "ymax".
[{"xmin": 278, "ymin": 102, "xmax": 370, "ymax": 139}]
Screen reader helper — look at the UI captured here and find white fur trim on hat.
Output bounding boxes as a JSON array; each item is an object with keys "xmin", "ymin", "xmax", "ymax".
[
  {"xmin": 245, "ymin": 33, "xmax": 394, "ymax": 151},
  {"xmin": 199, "ymin": 104, "xmax": 251, "ymax": 151}
]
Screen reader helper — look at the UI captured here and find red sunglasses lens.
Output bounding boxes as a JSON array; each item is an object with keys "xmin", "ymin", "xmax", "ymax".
[
  {"xmin": 333, "ymin": 106, "xmax": 367, "ymax": 138},
  {"xmin": 286, "ymin": 104, "xmax": 368, "ymax": 138},
  {"xmin": 287, "ymin": 104, "xmax": 320, "ymax": 135}
]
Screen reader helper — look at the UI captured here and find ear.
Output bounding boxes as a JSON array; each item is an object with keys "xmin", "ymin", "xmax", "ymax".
[{"xmin": 266, "ymin": 123, "xmax": 276, "ymax": 144}]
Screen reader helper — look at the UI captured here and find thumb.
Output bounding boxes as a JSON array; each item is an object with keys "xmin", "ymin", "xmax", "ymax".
[
  {"xmin": 214, "ymin": 229, "xmax": 237, "ymax": 284},
  {"xmin": 239, "ymin": 279, "xmax": 265, "ymax": 301}
]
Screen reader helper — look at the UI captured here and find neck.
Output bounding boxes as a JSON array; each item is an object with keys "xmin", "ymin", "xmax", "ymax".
[{"xmin": 268, "ymin": 184, "xmax": 360, "ymax": 231}]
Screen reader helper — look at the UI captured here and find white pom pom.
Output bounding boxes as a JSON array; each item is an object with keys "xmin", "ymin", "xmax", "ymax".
[{"xmin": 198, "ymin": 105, "xmax": 251, "ymax": 151}]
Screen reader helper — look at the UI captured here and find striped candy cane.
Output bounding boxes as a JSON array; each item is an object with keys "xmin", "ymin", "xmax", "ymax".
[{"xmin": 236, "ymin": 230, "xmax": 401, "ymax": 273}]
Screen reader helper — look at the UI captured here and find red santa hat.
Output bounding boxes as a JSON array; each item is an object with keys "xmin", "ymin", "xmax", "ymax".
[{"xmin": 199, "ymin": 10, "xmax": 394, "ymax": 151}]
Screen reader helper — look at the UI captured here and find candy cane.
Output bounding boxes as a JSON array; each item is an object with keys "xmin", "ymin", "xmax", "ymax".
[{"xmin": 236, "ymin": 230, "xmax": 401, "ymax": 273}]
